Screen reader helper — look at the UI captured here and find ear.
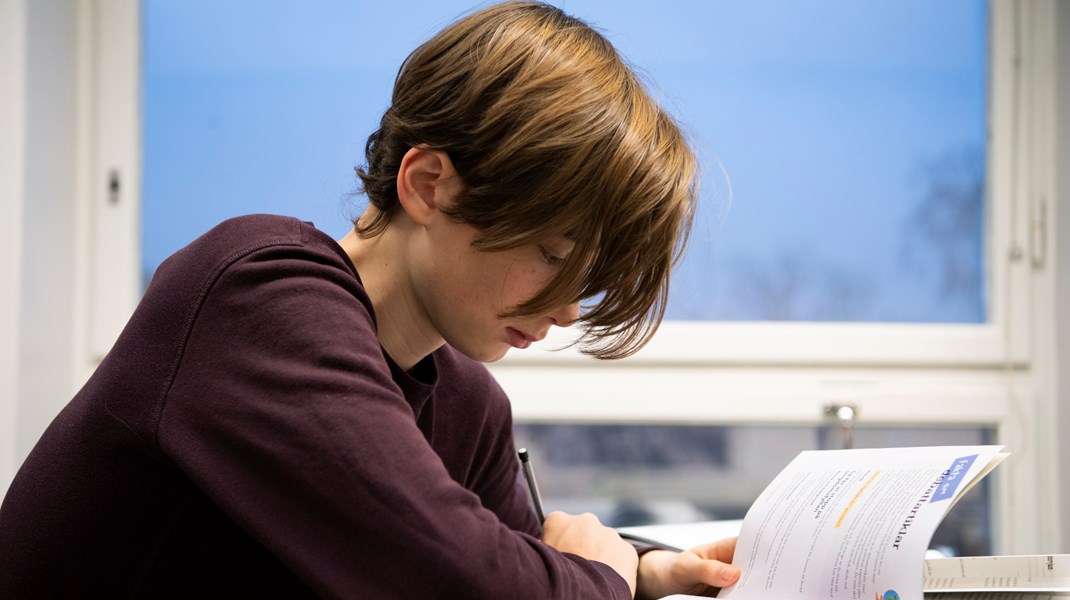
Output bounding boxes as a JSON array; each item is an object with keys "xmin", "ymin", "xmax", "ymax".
[{"xmin": 396, "ymin": 147, "xmax": 459, "ymax": 227}]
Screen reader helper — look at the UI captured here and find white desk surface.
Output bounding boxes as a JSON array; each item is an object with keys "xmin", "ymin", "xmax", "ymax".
[{"xmin": 617, "ymin": 519, "xmax": 743, "ymax": 551}]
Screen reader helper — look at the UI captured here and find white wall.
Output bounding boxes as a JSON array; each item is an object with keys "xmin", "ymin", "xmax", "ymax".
[
  {"xmin": 0, "ymin": 0, "xmax": 28, "ymax": 493},
  {"xmin": 1056, "ymin": 0, "xmax": 1070, "ymax": 554},
  {"xmin": 20, "ymin": 0, "xmax": 79, "ymax": 456},
  {"xmin": 0, "ymin": 0, "xmax": 80, "ymax": 492}
]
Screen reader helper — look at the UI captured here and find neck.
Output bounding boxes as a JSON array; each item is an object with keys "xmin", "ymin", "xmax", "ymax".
[{"xmin": 337, "ymin": 219, "xmax": 443, "ymax": 371}]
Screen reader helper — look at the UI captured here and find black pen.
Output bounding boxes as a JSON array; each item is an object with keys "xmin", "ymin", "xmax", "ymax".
[
  {"xmin": 517, "ymin": 448, "xmax": 684, "ymax": 553},
  {"xmin": 517, "ymin": 448, "xmax": 546, "ymax": 523}
]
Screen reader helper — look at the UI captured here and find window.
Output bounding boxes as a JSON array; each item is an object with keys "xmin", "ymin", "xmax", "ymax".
[
  {"xmin": 99, "ymin": 0, "xmax": 1057, "ymax": 554},
  {"xmin": 514, "ymin": 423, "xmax": 997, "ymax": 556}
]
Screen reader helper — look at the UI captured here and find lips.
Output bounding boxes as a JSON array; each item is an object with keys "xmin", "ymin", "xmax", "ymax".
[{"xmin": 506, "ymin": 327, "xmax": 537, "ymax": 349}]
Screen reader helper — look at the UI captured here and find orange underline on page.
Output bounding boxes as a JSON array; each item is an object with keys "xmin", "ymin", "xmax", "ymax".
[{"xmin": 834, "ymin": 471, "xmax": 881, "ymax": 529}]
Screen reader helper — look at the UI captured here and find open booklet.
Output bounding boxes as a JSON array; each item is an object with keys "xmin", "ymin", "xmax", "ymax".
[
  {"xmin": 922, "ymin": 554, "xmax": 1070, "ymax": 599},
  {"xmin": 713, "ymin": 445, "xmax": 1012, "ymax": 600},
  {"xmin": 638, "ymin": 445, "xmax": 1070, "ymax": 600}
]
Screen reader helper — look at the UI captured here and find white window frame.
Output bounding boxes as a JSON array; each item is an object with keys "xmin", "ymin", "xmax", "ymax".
[
  {"xmin": 82, "ymin": 0, "xmax": 1063, "ymax": 553},
  {"xmin": 73, "ymin": 0, "xmax": 142, "ymax": 386}
]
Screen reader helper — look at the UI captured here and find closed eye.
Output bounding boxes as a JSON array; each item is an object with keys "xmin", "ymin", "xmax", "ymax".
[{"xmin": 538, "ymin": 245, "xmax": 565, "ymax": 266}]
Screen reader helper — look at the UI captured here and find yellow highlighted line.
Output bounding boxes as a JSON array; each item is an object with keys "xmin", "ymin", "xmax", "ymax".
[{"xmin": 834, "ymin": 471, "xmax": 881, "ymax": 529}]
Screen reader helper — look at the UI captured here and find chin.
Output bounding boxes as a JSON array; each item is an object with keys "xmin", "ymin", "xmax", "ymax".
[
  {"xmin": 478, "ymin": 346, "xmax": 511, "ymax": 363},
  {"xmin": 452, "ymin": 341, "xmax": 510, "ymax": 364}
]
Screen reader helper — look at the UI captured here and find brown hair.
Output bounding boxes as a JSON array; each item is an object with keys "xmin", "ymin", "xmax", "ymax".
[{"xmin": 355, "ymin": 1, "xmax": 697, "ymax": 359}]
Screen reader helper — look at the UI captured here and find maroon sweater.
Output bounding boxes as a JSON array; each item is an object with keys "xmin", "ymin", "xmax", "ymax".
[{"xmin": 0, "ymin": 215, "xmax": 630, "ymax": 599}]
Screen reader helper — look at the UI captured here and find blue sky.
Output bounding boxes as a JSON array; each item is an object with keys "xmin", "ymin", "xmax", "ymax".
[{"xmin": 142, "ymin": 0, "xmax": 987, "ymax": 322}]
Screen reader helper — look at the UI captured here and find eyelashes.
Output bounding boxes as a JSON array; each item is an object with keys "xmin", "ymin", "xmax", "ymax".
[{"xmin": 538, "ymin": 245, "xmax": 565, "ymax": 266}]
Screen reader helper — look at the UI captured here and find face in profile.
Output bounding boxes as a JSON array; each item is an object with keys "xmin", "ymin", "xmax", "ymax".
[{"xmin": 409, "ymin": 204, "xmax": 581, "ymax": 363}]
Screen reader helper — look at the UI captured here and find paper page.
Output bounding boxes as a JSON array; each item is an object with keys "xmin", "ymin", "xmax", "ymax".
[
  {"xmin": 718, "ymin": 445, "xmax": 1005, "ymax": 600},
  {"xmin": 925, "ymin": 555, "xmax": 1070, "ymax": 592}
]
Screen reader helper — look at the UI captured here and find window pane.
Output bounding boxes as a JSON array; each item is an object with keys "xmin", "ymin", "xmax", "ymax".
[
  {"xmin": 142, "ymin": 0, "xmax": 987, "ymax": 323},
  {"xmin": 513, "ymin": 423, "xmax": 996, "ymax": 557},
  {"xmin": 644, "ymin": 1, "xmax": 989, "ymax": 323}
]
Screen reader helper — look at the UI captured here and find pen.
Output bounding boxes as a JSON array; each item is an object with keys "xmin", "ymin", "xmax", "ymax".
[
  {"xmin": 517, "ymin": 447, "xmax": 684, "ymax": 553},
  {"xmin": 518, "ymin": 447, "xmax": 546, "ymax": 523},
  {"xmin": 617, "ymin": 531, "xmax": 684, "ymax": 553}
]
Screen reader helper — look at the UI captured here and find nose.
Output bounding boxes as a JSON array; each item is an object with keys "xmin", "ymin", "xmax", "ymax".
[{"xmin": 551, "ymin": 301, "xmax": 581, "ymax": 327}]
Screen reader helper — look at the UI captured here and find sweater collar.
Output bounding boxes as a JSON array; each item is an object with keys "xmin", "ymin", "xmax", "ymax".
[{"xmin": 383, "ymin": 349, "xmax": 437, "ymax": 419}]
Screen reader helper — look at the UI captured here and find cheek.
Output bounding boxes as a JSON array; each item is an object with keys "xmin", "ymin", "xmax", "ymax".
[
  {"xmin": 473, "ymin": 256, "xmax": 534, "ymax": 313},
  {"xmin": 454, "ymin": 253, "xmax": 511, "ymax": 312},
  {"xmin": 502, "ymin": 264, "xmax": 553, "ymax": 310}
]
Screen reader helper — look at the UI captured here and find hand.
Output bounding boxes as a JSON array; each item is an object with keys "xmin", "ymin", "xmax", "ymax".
[
  {"xmin": 635, "ymin": 537, "xmax": 739, "ymax": 599},
  {"xmin": 541, "ymin": 511, "xmax": 639, "ymax": 596}
]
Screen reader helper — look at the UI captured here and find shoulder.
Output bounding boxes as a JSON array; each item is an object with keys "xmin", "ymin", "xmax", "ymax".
[
  {"xmin": 148, "ymin": 214, "xmax": 365, "ymax": 309},
  {"xmin": 159, "ymin": 214, "xmax": 347, "ymax": 273},
  {"xmin": 197, "ymin": 213, "xmax": 306, "ymax": 242},
  {"xmin": 138, "ymin": 214, "xmax": 377, "ymax": 371}
]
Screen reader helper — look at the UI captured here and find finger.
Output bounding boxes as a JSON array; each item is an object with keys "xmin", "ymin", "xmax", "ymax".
[
  {"xmin": 693, "ymin": 558, "xmax": 739, "ymax": 588},
  {"xmin": 671, "ymin": 546, "xmax": 740, "ymax": 590},
  {"xmin": 689, "ymin": 536, "xmax": 738, "ymax": 563}
]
